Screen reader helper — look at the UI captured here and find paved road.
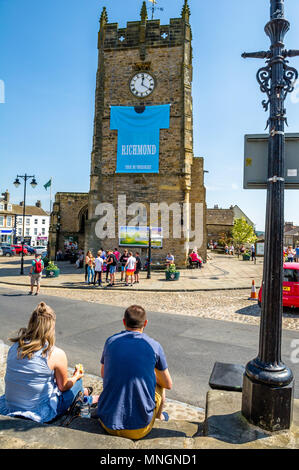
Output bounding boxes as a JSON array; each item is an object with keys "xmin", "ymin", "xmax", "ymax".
[{"xmin": 0, "ymin": 287, "xmax": 298, "ymax": 408}]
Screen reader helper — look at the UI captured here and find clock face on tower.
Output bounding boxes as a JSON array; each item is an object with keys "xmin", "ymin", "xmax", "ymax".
[{"xmin": 130, "ymin": 72, "xmax": 155, "ymax": 98}]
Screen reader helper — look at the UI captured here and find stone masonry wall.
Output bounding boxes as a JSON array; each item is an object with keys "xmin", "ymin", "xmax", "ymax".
[
  {"xmin": 86, "ymin": 14, "xmax": 206, "ymax": 266},
  {"xmin": 49, "ymin": 192, "xmax": 88, "ymax": 259},
  {"xmin": 206, "ymin": 208, "xmax": 234, "ymax": 242}
]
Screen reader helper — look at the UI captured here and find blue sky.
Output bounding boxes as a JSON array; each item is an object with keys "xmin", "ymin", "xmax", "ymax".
[{"xmin": 1, "ymin": 0, "xmax": 299, "ymax": 229}]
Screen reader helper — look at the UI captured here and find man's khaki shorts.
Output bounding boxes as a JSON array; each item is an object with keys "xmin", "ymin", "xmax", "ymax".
[
  {"xmin": 31, "ymin": 273, "xmax": 42, "ymax": 286},
  {"xmin": 99, "ymin": 385, "xmax": 164, "ymax": 440}
]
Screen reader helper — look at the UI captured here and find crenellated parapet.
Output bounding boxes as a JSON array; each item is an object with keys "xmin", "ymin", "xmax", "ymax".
[{"xmin": 98, "ymin": 17, "xmax": 187, "ymax": 51}]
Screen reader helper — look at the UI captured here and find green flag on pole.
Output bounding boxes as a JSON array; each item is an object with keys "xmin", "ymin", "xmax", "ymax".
[{"xmin": 44, "ymin": 179, "xmax": 52, "ymax": 190}]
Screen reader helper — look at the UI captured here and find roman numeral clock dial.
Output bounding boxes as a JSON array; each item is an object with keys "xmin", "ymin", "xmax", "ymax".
[{"xmin": 130, "ymin": 72, "xmax": 155, "ymax": 98}]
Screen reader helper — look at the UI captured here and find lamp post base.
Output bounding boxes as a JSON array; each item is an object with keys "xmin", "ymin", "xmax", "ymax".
[{"xmin": 241, "ymin": 373, "xmax": 294, "ymax": 431}]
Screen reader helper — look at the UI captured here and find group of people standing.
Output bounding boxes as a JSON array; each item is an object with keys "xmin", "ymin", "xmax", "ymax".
[
  {"xmin": 224, "ymin": 243, "xmax": 256, "ymax": 260},
  {"xmin": 84, "ymin": 249, "xmax": 142, "ymax": 287},
  {"xmin": 284, "ymin": 245, "xmax": 299, "ymax": 263},
  {"xmin": 224, "ymin": 244, "xmax": 235, "ymax": 256}
]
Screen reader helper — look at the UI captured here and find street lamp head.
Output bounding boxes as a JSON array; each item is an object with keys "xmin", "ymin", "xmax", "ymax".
[
  {"xmin": 13, "ymin": 178, "xmax": 21, "ymax": 188},
  {"xmin": 30, "ymin": 178, "xmax": 38, "ymax": 189}
]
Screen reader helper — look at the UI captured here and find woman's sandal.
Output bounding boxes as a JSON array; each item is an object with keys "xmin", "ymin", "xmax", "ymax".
[{"xmin": 162, "ymin": 411, "xmax": 169, "ymax": 422}]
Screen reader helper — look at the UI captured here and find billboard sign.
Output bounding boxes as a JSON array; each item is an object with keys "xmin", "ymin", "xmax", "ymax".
[
  {"xmin": 119, "ymin": 226, "xmax": 163, "ymax": 248},
  {"xmin": 256, "ymin": 241, "xmax": 265, "ymax": 256}
]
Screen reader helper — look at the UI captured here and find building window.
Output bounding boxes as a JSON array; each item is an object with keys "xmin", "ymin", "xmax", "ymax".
[
  {"xmin": 18, "ymin": 228, "xmax": 22, "ymax": 236},
  {"xmin": 17, "ymin": 217, "xmax": 22, "ymax": 224},
  {"xmin": 42, "ymin": 219, "xmax": 46, "ymax": 224},
  {"xmin": 7, "ymin": 204, "xmax": 12, "ymax": 211},
  {"xmin": 0, "ymin": 203, "xmax": 4, "ymax": 211},
  {"xmin": 26, "ymin": 218, "xmax": 30, "ymax": 225},
  {"xmin": 7, "ymin": 216, "xmax": 12, "ymax": 227},
  {"xmin": 42, "ymin": 228, "xmax": 46, "ymax": 235},
  {"xmin": 34, "ymin": 219, "xmax": 38, "ymax": 224},
  {"xmin": 26, "ymin": 228, "xmax": 30, "ymax": 236},
  {"xmin": 0, "ymin": 216, "xmax": 3, "ymax": 227}
]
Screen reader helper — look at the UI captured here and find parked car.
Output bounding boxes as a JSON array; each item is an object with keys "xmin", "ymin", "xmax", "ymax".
[
  {"xmin": 23, "ymin": 245, "xmax": 36, "ymax": 255},
  {"xmin": 1, "ymin": 246, "xmax": 16, "ymax": 257},
  {"xmin": 258, "ymin": 262, "xmax": 299, "ymax": 309},
  {"xmin": 35, "ymin": 246, "xmax": 47, "ymax": 256},
  {"xmin": 10, "ymin": 244, "xmax": 28, "ymax": 255}
]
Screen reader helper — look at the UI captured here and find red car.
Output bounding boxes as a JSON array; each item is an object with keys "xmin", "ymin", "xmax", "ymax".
[
  {"xmin": 258, "ymin": 262, "xmax": 299, "ymax": 308},
  {"xmin": 11, "ymin": 244, "xmax": 28, "ymax": 255}
]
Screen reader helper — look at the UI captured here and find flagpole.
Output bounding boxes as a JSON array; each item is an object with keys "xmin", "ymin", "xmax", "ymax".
[
  {"xmin": 148, "ymin": 0, "xmax": 156, "ymax": 20},
  {"xmin": 49, "ymin": 177, "xmax": 52, "ymax": 214}
]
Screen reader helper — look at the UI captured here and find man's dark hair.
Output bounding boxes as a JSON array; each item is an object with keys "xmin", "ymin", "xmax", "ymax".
[{"xmin": 124, "ymin": 305, "xmax": 147, "ymax": 329}]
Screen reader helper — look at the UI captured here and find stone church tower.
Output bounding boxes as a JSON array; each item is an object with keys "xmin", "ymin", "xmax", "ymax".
[{"xmin": 85, "ymin": 1, "xmax": 207, "ymax": 266}]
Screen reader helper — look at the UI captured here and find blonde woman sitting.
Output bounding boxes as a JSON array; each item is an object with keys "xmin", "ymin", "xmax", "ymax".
[{"xmin": 0, "ymin": 302, "xmax": 98, "ymax": 423}]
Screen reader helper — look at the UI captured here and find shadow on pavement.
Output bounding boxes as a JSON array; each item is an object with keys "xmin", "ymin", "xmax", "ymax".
[
  {"xmin": 235, "ymin": 305, "xmax": 261, "ymax": 317},
  {"xmin": 237, "ymin": 304, "xmax": 299, "ymax": 319},
  {"xmin": 283, "ymin": 307, "xmax": 299, "ymax": 317},
  {"xmin": 205, "ymin": 411, "xmax": 269, "ymax": 444},
  {"xmin": 2, "ymin": 293, "xmax": 28, "ymax": 297},
  {"xmin": 0, "ymin": 417, "xmax": 45, "ymax": 433}
]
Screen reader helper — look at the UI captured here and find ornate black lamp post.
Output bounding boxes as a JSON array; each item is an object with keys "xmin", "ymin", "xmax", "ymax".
[
  {"xmin": 13, "ymin": 174, "xmax": 38, "ymax": 275},
  {"xmin": 241, "ymin": 0, "xmax": 299, "ymax": 431}
]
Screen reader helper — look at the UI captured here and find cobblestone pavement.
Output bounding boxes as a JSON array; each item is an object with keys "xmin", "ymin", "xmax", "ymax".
[
  {"xmin": 1, "ymin": 282, "xmax": 299, "ymax": 331},
  {"xmin": 0, "ymin": 251, "xmax": 263, "ymax": 291},
  {"xmin": 0, "ymin": 252, "xmax": 298, "ymax": 331}
]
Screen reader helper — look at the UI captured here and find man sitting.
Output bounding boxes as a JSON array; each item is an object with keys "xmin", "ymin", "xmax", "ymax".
[
  {"xmin": 98, "ymin": 305, "xmax": 172, "ymax": 440},
  {"xmin": 189, "ymin": 250, "xmax": 202, "ymax": 268},
  {"xmin": 165, "ymin": 253, "xmax": 174, "ymax": 268}
]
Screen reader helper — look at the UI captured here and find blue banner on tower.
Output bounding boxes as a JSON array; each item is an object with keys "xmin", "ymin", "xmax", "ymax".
[{"xmin": 110, "ymin": 104, "xmax": 170, "ymax": 173}]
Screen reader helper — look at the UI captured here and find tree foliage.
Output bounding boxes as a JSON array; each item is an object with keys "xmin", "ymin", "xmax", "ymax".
[{"xmin": 232, "ymin": 218, "xmax": 257, "ymax": 248}]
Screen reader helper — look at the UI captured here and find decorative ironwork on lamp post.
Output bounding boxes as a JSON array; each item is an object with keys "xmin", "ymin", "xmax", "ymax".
[
  {"xmin": 241, "ymin": 0, "xmax": 299, "ymax": 431},
  {"xmin": 13, "ymin": 174, "xmax": 38, "ymax": 275}
]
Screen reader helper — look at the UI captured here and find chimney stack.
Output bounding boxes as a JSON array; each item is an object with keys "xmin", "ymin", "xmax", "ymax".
[
  {"xmin": 1, "ymin": 190, "xmax": 9, "ymax": 202},
  {"xmin": 36, "ymin": 200, "xmax": 41, "ymax": 208}
]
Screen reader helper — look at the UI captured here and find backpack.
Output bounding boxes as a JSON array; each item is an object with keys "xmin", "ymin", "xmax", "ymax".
[{"xmin": 34, "ymin": 259, "xmax": 43, "ymax": 273}]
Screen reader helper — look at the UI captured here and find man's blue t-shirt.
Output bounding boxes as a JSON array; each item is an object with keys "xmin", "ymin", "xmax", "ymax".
[
  {"xmin": 296, "ymin": 247, "xmax": 299, "ymax": 257},
  {"xmin": 98, "ymin": 330, "xmax": 168, "ymax": 430},
  {"xmin": 110, "ymin": 105, "xmax": 170, "ymax": 174}
]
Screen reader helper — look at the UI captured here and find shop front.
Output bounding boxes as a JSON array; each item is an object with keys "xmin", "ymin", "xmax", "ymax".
[
  {"xmin": 36, "ymin": 236, "xmax": 48, "ymax": 247},
  {"xmin": 0, "ymin": 229, "xmax": 14, "ymax": 244}
]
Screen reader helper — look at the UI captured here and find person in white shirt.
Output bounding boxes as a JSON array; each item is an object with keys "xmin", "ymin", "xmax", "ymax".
[
  {"xmin": 165, "ymin": 253, "xmax": 174, "ymax": 268},
  {"xmin": 94, "ymin": 251, "xmax": 104, "ymax": 287},
  {"xmin": 125, "ymin": 252, "xmax": 136, "ymax": 287}
]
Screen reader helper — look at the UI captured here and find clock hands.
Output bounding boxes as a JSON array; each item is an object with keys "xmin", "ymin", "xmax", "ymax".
[{"xmin": 141, "ymin": 77, "xmax": 150, "ymax": 90}]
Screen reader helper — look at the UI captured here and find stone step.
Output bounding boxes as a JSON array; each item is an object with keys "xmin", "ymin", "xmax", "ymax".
[
  {"xmin": 203, "ymin": 390, "xmax": 299, "ymax": 449},
  {"xmin": 1, "ymin": 391, "xmax": 299, "ymax": 449},
  {"xmin": 0, "ymin": 414, "xmax": 200, "ymax": 449}
]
